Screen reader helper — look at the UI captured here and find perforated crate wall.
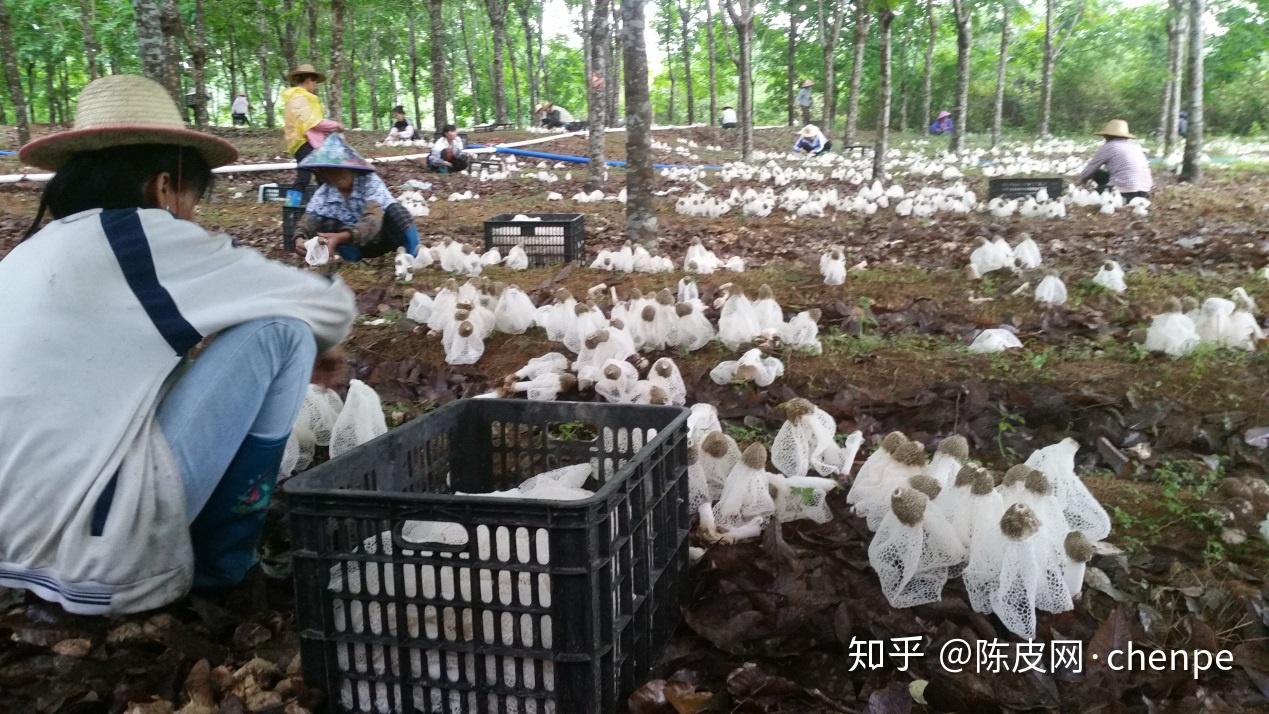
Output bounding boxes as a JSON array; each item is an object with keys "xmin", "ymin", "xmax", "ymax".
[
  {"xmin": 284, "ymin": 400, "xmax": 690, "ymax": 713},
  {"xmin": 483, "ymin": 213, "xmax": 585, "ymax": 266}
]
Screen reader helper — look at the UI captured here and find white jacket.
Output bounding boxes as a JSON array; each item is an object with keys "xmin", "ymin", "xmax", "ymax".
[{"xmin": 0, "ymin": 208, "xmax": 356, "ymax": 614}]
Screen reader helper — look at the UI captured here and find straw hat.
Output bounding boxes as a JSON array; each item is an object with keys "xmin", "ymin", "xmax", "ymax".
[
  {"xmin": 800, "ymin": 79, "xmax": 814, "ymax": 88},
  {"xmin": 1093, "ymin": 119, "xmax": 1134, "ymax": 139},
  {"xmin": 18, "ymin": 74, "xmax": 238, "ymax": 171},
  {"xmin": 297, "ymin": 133, "xmax": 374, "ymax": 172},
  {"xmin": 937, "ymin": 110, "xmax": 951, "ymax": 119},
  {"xmin": 535, "ymin": 101, "xmax": 553, "ymax": 113},
  {"xmin": 799, "ymin": 124, "xmax": 820, "ymax": 138},
  {"xmin": 287, "ymin": 63, "xmax": 326, "ymax": 83}
]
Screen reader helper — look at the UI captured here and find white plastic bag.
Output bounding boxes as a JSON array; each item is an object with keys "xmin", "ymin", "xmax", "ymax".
[{"xmin": 329, "ymin": 380, "xmax": 388, "ymax": 458}]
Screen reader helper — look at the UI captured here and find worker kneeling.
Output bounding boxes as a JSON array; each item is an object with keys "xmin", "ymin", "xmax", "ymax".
[
  {"xmin": 290, "ymin": 133, "xmax": 421, "ymax": 262},
  {"xmin": 794, "ymin": 124, "xmax": 831, "ymax": 156}
]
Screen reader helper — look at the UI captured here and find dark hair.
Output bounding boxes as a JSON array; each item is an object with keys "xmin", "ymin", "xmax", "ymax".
[
  {"xmin": 25, "ymin": 144, "xmax": 214, "ymax": 239},
  {"xmin": 442, "ymin": 124, "xmax": 457, "ymax": 134},
  {"xmin": 392, "ymin": 105, "xmax": 406, "ymax": 114}
]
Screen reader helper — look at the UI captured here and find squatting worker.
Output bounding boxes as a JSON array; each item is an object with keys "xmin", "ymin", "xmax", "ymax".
[
  {"xmin": 282, "ymin": 63, "xmax": 343, "ymax": 201},
  {"xmin": 0, "ymin": 75, "xmax": 356, "ymax": 614},
  {"xmin": 1075, "ymin": 119, "xmax": 1153, "ymax": 202},
  {"xmin": 291, "ymin": 133, "xmax": 422, "ymax": 261},
  {"xmin": 429, "ymin": 124, "xmax": 470, "ymax": 173},
  {"xmin": 720, "ymin": 105, "xmax": 738, "ymax": 129}
]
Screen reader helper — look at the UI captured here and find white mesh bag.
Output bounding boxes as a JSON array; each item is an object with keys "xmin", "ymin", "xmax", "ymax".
[
  {"xmin": 1012, "ymin": 236, "xmax": 1042, "ymax": 269},
  {"xmin": 1195, "ymin": 297, "xmax": 1234, "ymax": 344},
  {"xmin": 1092, "ymin": 261, "xmax": 1127, "ymax": 293},
  {"xmin": 858, "ymin": 442, "xmax": 928, "ymax": 531},
  {"xmin": 926, "ymin": 435, "xmax": 969, "ymax": 489},
  {"xmin": 443, "ymin": 321, "xmax": 486, "ymax": 365},
  {"xmin": 968, "ymin": 329, "xmax": 1023, "ymax": 353},
  {"xmin": 686, "ymin": 404, "xmax": 722, "ymax": 447},
  {"xmin": 821, "ymin": 252, "xmax": 847, "ymax": 286},
  {"xmin": 1145, "ymin": 299, "xmax": 1200, "ymax": 357},
  {"xmin": 304, "ymin": 236, "xmax": 329, "ymax": 266},
  {"xmin": 868, "ymin": 488, "xmax": 966, "ymax": 609},
  {"xmin": 715, "ymin": 444, "xmax": 777, "ymax": 531},
  {"xmin": 718, "ymin": 290, "xmax": 761, "ymax": 348},
  {"xmin": 299, "ymin": 384, "xmax": 345, "ymax": 448},
  {"xmin": 781, "ymin": 310, "xmax": 823, "ymax": 354},
  {"xmin": 279, "ymin": 431, "xmax": 301, "ymax": 481},
  {"xmin": 771, "ymin": 399, "xmax": 845, "ymax": 478},
  {"xmin": 394, "ymin": 250, "xmax": 415, "ymax": 281},
  {"xmin": 770, "ymin": 474, "xmax": 838, "ymax": 524},
  {"xmin": 426, "ymin": 283, "xmax": 459, "ymax": 332},
  {"xmin": 752, "ymin": 286, "xmax": 785, "ymax": 332},
  {"xmin": 847, "ymin": 432, "xmax": 907, "ymax": 507},
  {"xmin": 686, "ymin": 444, "xmax": 710, "ymax": 512},
  {"xmin": 699, "ymin": 431, "xmax": 742, "ymax": 502},
  {"xmin": 329, "ymin": 379, "xmax": 388, "ymax": 458},
  {"xmin": 630, "ymin": 303, "xmax": 672, "ymax": 352},
  {"xmin": 493, "ymin": 286, "xmax": 537, "ymax": 335},
  {"xmin": 405, "ymin": 291, "xmax": 433, "ymax": 324},
  {"xmin": 538, "ymin": 293, "xmax": 577, "ymax": 341},
  {"xmin": 710, "ymin": 349, "xmax": 783, "ymax": 387},
  {"xmin": 514, "ymin": 352, "xmax": 570, "ymax": 380},
  {"xmin": 964, "ymin": 504, "xmax": 1069, "ymax": 640},
  {"xmin": 563, "ymin": 304, "xmax": 609, "ymax": 354},
  {"xmin": 511, "ymin": 373, "xmax": 576, "ymax": 401},
  {"xmin": 502, "ymin": 244, "xmax": 529, "ymax": 270},
  {"xmin": 1024, "ymin": 438, "xmax": 1111, "ymax": 541},
  {"xmin": 594, "ymin": 360, "xmax": 639, "ymax": 403},
  {"xmin": 677, "ymin": 277, "xmax": 700, "ymax": 303},
  {"xmin": 648, "ymin": 358, "xmax": 687, "ymax": 406},
  {"xmin": 669, "ymin": 302, "xmax": 716, "ymax": 351},
  {"xmin": 946, "ymin": 469, "xmax": 1004, "ymax": 551}
]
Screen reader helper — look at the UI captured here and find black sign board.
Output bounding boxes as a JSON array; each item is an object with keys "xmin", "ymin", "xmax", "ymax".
[{"xmin": 988, "ymin": 177, "xmax": 1065, "ymax": 200}]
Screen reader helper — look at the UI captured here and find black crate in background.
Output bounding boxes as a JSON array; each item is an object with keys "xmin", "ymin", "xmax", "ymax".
[
  {"xmin": 261, "ymin": 184, "xmax": 318, "ymax": 203},
  {"xmin": 987, "ymin": 177, "xmax": 1065, "ymax": 201},
  {"xmin": 484, "ymin": 213, "xmax": 585, "ymax": 266},
  {"xmin": 284, "ymin": 399, "xmax": 691, "ymax": 714}
]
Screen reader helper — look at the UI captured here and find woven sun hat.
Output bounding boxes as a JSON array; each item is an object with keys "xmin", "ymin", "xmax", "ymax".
[
  {"xmin": 288, "ymin": 63, "xmax": 326, "ymax": 83},
  {"xmin": 799, "ymin": 124, "xmax": 820, "ymax": 138},
  {"xmin": 18, "ymin": 74, "xmax": 238, "ymax": 171},
  {"xmin": 937, "ymin": 110, "xmax": 951, "ymax": 119},
  {"xmin": 297, "ymin": 133, "xmax": 374, "ymax": 172},
  {"xmin": 800, "ymin": 79, "xmax": 814, "ymax": 88},
  {"xmin": 1093, "ymin": 119, "xmax": 1134, "ymax": 139},
  {"xmin": 535, "ymin": 101, "xmax": 552, "ymax": 113}
]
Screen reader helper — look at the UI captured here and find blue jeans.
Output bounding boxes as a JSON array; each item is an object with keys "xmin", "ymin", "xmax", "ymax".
[{"xmin": 157, "ymin": 317, "xmax": 317, "ymax": 589}]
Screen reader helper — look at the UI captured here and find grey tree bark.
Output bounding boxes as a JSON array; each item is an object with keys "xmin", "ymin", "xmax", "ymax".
[
  {"xmin": 920, "ymin": 0, "xmax": 936, "ymax": 131},
  {"xmin": 408, "ymin": 9, "xmax": 423, "ymax": 126},
  {"xmin": 1040, "ymin": 0, "xmax": 1085, "ymax": 135},
  {"xmin": 272, "ymin": 0, "xmax": 298, "ymax": 73},
  {"xmin": 0, "ymin": 0, "xmax": 29, "ymax": 144},
  {"xmin": 518, "ymin": 0, "xmax": 538, "ymax": 117},
  {"xmin": 675, "ymin": 0, "xmax": 696, "ymax": 124},
  {"xmin": 429, "ymin": 0, "xmax": 448, "ymax": 129},
  {"xmin": 608, "ymin": 3, "xmax": 621, "ymax": 123},
  {"xmin": 621, "ymin": 0, "xmax": 657, "ymax": 244},
  {"xmin": 816, "ymin": 0, "xmax": 847, "ymax": 130},
  {"xmin": 347, "ymin": 11, "xmax": 358, "ymax": 128},
  {"xmin": 1161, "ymin": 0, "xmax": 1186, "ymax": 155},
  {"xmin": 950, "ymin": 0, "xmax": 971, "ymax": 153},
  {"xmin": 990, "ymin": 2, "xmax": 1010, "ymax": 147},
  {"xmin": 368, "ymin": 28, "xmax": 380, "ymax": 130},
  {"xmin": 843, "ymin": 0, "xmax": 870, "ymax": 143},
  {"xmin": 328, "ymin": 0, "xmax": 344, "ymax": 123},
  {"xmin": 159, "ymin": 0, "xmax": 182, "ymax": 102},
  {"xmin": 724, "ymin": 0, "xmax": 755, "ymax": 160},
  {"xmin": 1179, "ymin": 0, "xmax": 1203, "ymax": 182},
  {"xmin": 255, "ymin": 6, "xmax": 276, "ymax": 127},
  {"xmin": 873, "ymin": 8, "xmax": 895, "ymax": 180},
  {"xmin": 306, "ymin": 0, "xmax": 317, "ymax": 58},
  {"xmin": 587, "ymin": 0, "xmax": 611, "ymax": 188},
  {"xmin": 786, "ymin": 0, "xmax": 797, "ymax": 126},
  {"xmin": 132, "ymin": 0, "xmax": 168, "ymax": 95},
  {"xmin": 486, "ymin": 0, "xmax": 510, "ymax": 123},
  {"xmin": 460, "ymin": 12, "xmax": 480, "ymax": 122},
  {"xmin": 190, "ymin": 0, "xmax": 210, "ymax": 127},
  {"xmin": 79, "ymin": 0, "xmax": 100, "ymax": 80},
  {"xmin": 705, "ymin": 0, "xmax": 718, "ymax": 126}
]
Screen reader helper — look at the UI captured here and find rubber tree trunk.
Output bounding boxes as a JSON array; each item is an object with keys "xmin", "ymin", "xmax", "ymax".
[
  {"xmin": 872, "ymin": 9, "xmax": 894, "ymax": 180},
  {"xmin": 368, "ymin": 28, "xmax": 380, "ymax": 130},
  {"xmin": 816, "ymin": 0, "xmax": 846, "ymax": 130},
  {"xmin": 676, "ymin": 0, "xmax": 695, "ymax": 124},
  {"xmin": 159, "ymin": 0, "xmax": 182, "ymax": 102},
  {"xmin": 409, "ymin": 10, "xmax": 423, "ymax": 127},
  {"xmin": 306, "ymin": 0, "xmax": 317, "ymax": 57},
  {"xmin": 1040, "ymin": 0, "xmax": 1054, "ymax": 136},
  {"xmin": 843, "ymin": 0, "xmax": 870, "ymax": 144},
  {"xmin": 621, "ymin": 0, "xmax": 657, "ymax": 245},
  {"xmin": 990, "ymin": 3, "xmax": 1010, "ymax": 148},
  {"xmin": 132, "ymin": 0, "xmax": 167, "ymax": 95},
  {"xmin": 79, "ymin": 0, "xmax": 99, "ymax": 80},
  {"xmin": 255, "ymin": 7, "xmax": 276, "ymax": 127},
  {"xmin": 460, "ymin": 13, "xmax": 480, "ymax": 122},
  {"xmin": 518, "ymin": 0, "xmax": 538, "ymax": 117},
  {"xmin": 950, "ymin": 0, "xmax": 971, "ymax": 153},
  {"xmin": 274, "ymin": 0, "xmax": 298, "ymax": 73},
  {"xmin": 725, "ymin": 0, "xmax": 755, "ymax": 160},
  {"xmin": 705, "ymin": 0, "xmax": 717, "ymax": 126},
  {"xmin": 786, "ymin": 0, "xmax": 797, "ymax": 126},
  {"xmin": 191, "ymin": 0, "xmax": 210, "ymax": 127},
  {"xmin": 347, "ymin": 12, "xmax": 358, "ymax": 128},
  {"xmin": 1161, "ymin": 0, "xmax": 1186, "ymax": 155},
  {"xmin": 429, "ymin": 0, "xmax": 448, "ymax": 129},
  {"xmin": 227, "ymin": 24, "xmax": 240, "ymax": 98},
  {"xmin": 608, "ymin": 3, "xmax": 621, "ymax": 123},
  {"xmin": 921, "ymin": 0, "xmax": 936, "ymax": 131},
  {"xmin": 587, "ymin": 0, "xmax": 611, "ymax": 188},
  {"xmin": 1179, "ymin": 0, "xmax": 1203, "ymax": 182},
  {"xmin": 486, "ymin": 0, "xmax": 509, "ymax": 123},
  {"xmin": 0, "ymin": 0, "xmax": 28, "ymax": 144},
  {"xmin": 328, "ymin": 0, "xmax": 344, "ymax": 123}
]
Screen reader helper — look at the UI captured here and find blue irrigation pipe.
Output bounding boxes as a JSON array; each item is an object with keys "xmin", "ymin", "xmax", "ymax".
[{"xmin": 490, "ymin": 146, "xmax": 724, "ymax": 171}]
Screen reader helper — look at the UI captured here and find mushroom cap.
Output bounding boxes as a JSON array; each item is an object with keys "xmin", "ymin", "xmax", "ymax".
[
  {"xmin": 1181, "ymin": 296, "xmax": 1199, "ymax": 312},
  {"xmin": 675, "ymin": 302, "xmax": 694, "ymax": 317},
  {"xmin": 805, "ymin": 308, "xmax": 822, "ymax": 322},
  {"xmin": 734, "ymin": 364, "xmax": 760, "ymax": 381},
  {"xmin": 641, "ymin": 304, "xmax": 657, "ymax": 321},
  {"xmin": 999, "ymin": 503, "xmax": 1040, "ymax": 540},
  {"xmin": 653, "ymin": 359, "xmax": 675, "ymax": 377},
  {"xmin": 954, "ymin": 464, "xmax": 979, "ymax": 488},
  {"xmin": 781, "ymin": 398, "xmax": 816, "ymax": 420},
  {"xmin": 609, "ymin": 318, "xmax": 626, "ymax": 330},
  {"xmin": 758, "ymin": 284, "xmax": 775, "ymax": 300},
  {"xmin": 454, "ymin": 309, "xmax": 471, "ymax": 321},
  {"xmin": 1002, "ymin": 464, "xmax": 1033, "ymax": 488},
  {"xmin": 1064, "ymin": 531, "xmax": 1095, "ymax": 562},
  {"xmin": 584, "ymin": 330, "xmax": 610, "ymax": 349},
  {"xmin": 603, "ymin": 363, "xmax": 622, "ymax": 380},
  {"xmin": 702, "ymin": 431, "xmax": 732, "ymax": 458},
  {"xmin": 936, "ymin": 435, "xmax": 970, "ymax": 462},
  {"xmin": 556, "ymin": 373, "xmax": 578, "ymax": 391},
  {"xmin": 1024, "ymin": 468, "xmax": 1054, "ymax": 496},
  {"xmin": 741, "ymin": 442, "xmax": 768, "ymax": 470},
  {"xmin": 1164, "ymin": 296, "xmax": 1184, "ymax": 313},
  {"xmin": 574, "ymin": 302, "xmax": 591, "ymax": 316},
  {"xmin": 656, "ymin": 289, "xmax": 675, "ymax": 306},
  {"xmin": 909, "ymin": 473, "xmax": 942, "ymax": 500},
  {"xmin": 892, "ymin": 441, "xmax": 928, "ymax": 468},
  {"xmin": 648, "ymin": 386, "xmax": 669, "ymax": 405},
  {"xmin": 457, "ymin": 321, "xmax": 475, "ymax": 337},
  {"xmin": 880, "ymin": 431, "xmax": 909, "ymax": 453},
  {"xmin": 970, "ymin": 470, "xmax": 996, "ymax": 495},
  {"xmin": 891, "ymin": 487, "xmax": 929, "ymax": 527}
]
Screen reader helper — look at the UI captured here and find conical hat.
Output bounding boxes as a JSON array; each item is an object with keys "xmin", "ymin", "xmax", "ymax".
[
  {"xmin": 297, "ymin": 133, "xmax": 374, "ymax": 172},
  {"xmin": 18, "ymin": 75, "xmax": 238, "ymax": 171},
  {"xmin": 1093, "ymin": 119, "xmax": 1134, "ymax": 139}
]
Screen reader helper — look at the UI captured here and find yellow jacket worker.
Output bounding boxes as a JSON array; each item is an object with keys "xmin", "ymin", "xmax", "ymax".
[{"xmin": 281, "ymin": 63, "xmax": 343, "ymax": 199}]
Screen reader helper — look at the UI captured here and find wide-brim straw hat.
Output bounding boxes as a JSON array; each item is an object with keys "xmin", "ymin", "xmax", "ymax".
[
  {"xmin": 298, "ymin": 133, "xmax": 374, "ymax": 172},
  {"xmin": 937, "ymin": 111, "xmax": 951, "ymax": 119},
  {"xmin": 800, "ymin": 80, "xmax": 814, "ymax": 88},
  {"xmin": 799, "ymin": 124, "xmax": 820, "ymax": 137},
  {"xmin": 288, "ymin": 63, "xmax": 327, "ymax": 83},
  {"xmin": 18, "ymin": 74, "xmax": 238, "ymax": 171},
  {"xmin": 535, "ymin": 102, "xmax": 552, "ymax": 113},
  {"xmin": 1093, "ymin": 119, "xmax": 1134, "ymax": 139}
]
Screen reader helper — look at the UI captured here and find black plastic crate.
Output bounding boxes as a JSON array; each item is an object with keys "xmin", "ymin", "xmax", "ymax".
[
  {"xmin": 282, "ymin": 205, "xmax": 306, "ymax": 252},
  {"xmin": 484, "ymin": 213, "xmax": 585, "ymax": 266},
  {"xmin": 284, "ymin": 399, "xmax": 691, "ymax": 714},
  {"xmin": 260, "ymin": 183, "xmax": 318, "ymax": 203},
  {"xmin": 988, "ymin": 177, "xmax": 1065, "ymax": 201}
]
